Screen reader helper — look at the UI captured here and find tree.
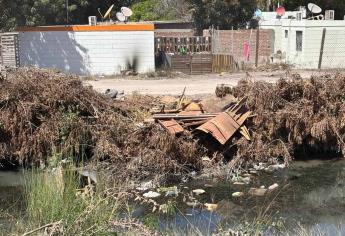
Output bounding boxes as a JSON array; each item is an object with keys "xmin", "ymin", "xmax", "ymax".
[
  {"xmin": 188, "ymin": 0, "xmax": 257, "ymax": 32},
  {"xmin": 0, "ymin": 0, "xmax": 133, "ymax": 31},
  {"xmin": 130, "ymin": 0, "xmax": 190, "ymax": 21}
]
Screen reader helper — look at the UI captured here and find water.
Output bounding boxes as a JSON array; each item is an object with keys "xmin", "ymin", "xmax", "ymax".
[
  {"xmin": 0, "ymin": 170, "xmax": 25, "ymax": 231},
  {"xmin": 140, "ymin": 159, "xmax": 345, "ymax": 235},
  {"xmin": 1, "ymin": 160, "xmax": 345, "ymax": 235}
]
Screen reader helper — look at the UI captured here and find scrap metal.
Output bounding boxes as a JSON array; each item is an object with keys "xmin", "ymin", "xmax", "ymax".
[{"xmin": 153, "ymin": 97, "xmax": 252, "ymax": 144}]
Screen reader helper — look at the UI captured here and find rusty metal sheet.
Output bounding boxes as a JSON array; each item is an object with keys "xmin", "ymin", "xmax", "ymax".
[
  {"xmin": 158, "ymin": 119, "xmax": 184, "ymax": 135},
  {"xmin": 197, "ymin": 112, "xmax": 240, "ymax": 145}
]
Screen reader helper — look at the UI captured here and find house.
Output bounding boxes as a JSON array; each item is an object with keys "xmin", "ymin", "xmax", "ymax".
[
  {"xmin": 260, "ymin": 10, "xmax": 345, "ymax": 69},
  {"xmin": 18, "ymin": 23, "xmax": 155, "ymax": 75}
]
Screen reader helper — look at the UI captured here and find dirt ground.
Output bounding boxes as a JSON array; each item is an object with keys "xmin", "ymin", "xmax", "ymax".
[{"xmin": 85, "ymin": 70, "xmax": 319, "ymax": 96}]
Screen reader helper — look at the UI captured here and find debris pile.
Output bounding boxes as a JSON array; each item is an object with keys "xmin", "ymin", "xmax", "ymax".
[
  {"xmin": 2, "ymin": 68, "xmax": 345, "ymax": 179},
  {"xmin": 153, "ymin": 97, "xmax": 252, "ymax": 145},
  {"xmin": 217, "ymin": 73, "xmax": 345, "ymax": 167},
  {"xmin": 0, "ymin": 68, "xmax": 204, "ymax": 178}
]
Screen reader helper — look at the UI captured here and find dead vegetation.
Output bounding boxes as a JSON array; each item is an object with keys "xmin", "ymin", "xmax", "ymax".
[
  {"xmin": 0, "ymin": 68, "xmax": 204, "ymax": 179},
  {"xmin": 1, "ymin": 68, "xmax": 344, "ymax": 179},
  {"xmin": 222, "ymin": 72, "xmax": 345, "ymax": 168}
]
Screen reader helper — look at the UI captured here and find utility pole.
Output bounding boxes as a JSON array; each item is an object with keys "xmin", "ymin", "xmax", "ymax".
[{"xmin": 66, "ymin": 0, "xmax": 69, "ymax": 24}]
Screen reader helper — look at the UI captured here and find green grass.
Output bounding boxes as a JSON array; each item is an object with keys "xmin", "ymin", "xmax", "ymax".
[{"xmin": 7, "ymin": 168, "xmax": 120, "ymax": 236}]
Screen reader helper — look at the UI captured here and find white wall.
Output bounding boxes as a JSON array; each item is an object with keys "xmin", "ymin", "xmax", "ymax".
[
  {"xmin": 19, "ymin": 30, "xmax": 155, "ymax": 75},
  {"xmin": 261, "ymin": 20, "xmax": 345, "ymax": 69}
]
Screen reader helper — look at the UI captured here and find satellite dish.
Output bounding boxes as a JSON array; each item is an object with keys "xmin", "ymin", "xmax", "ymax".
[
  {"xmin": 308, "ymin": 3, "xmax": 322, "ymax": 14},
  {"xmin": 276, "ymin": 6, "xmax": 286, "ymax": 16},
  {"xmin": 254, "ymin": 9, "xmax": 263, "ymax": 18},
  {"xmin": 121, "ymin": 7, "xmax": 133, "ymax": 17},
  {"xmin": 104, "ymin": 4, "xmax": 115, "ymax": 19},
  {"xmin": 116, "ymin": 12, "xmax": 126, "ymax": 22}
]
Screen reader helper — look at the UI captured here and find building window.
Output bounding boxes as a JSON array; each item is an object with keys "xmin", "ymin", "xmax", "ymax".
[
  {"xmin": 296, "ymin": 31, "xmax": 303, "ymax": 51},
  {"xmin": 285, "ymin": 30, "xmax": 288, "ymax": 38}
]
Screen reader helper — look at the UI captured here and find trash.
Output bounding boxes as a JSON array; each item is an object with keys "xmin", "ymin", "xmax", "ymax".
[
  {"xmin": 242, "ymin": 177, "xmax": 251, "ymax": 184},
  {"xmin": 143, "ymin": 191, "xmax": 161, "ymax": 198},
  {"xmin": 136, "ymin": 180, "xmax": 155, "ymax": 192},
  {"xmin": 233, "ymin": 182, "xmax": 246, "ymax": 186},
  {"xmin": 157, "ymin": 186, "xmax": 179, "ymax": 197},
  {"xmin": 153, "ymin": 97, "xmax": 253, "ymax": 143},
  {"xmin": 179, "ymin": 102, "xmax": 204, "ymax": 115},
  {"xmin": 248, "ymin": 188, "xmax": 267, "ymax": 197},
  {"xmin": 192, "ymin": 189, "xmax": 206, "ymax": 195},
  {"xmin": 232, "ymin": 192, "xmax": 244, "ymax": 197},
  {"xmin": 204, "ymin": 203, "xmax": 218, "ymax": 212},
  {"xmin": 104, "ymin": 89, "xmax": 124, "ymax": 99},
  {"xmin": 265, "ymin": 164, "xmax": 286, "ymax": 173},
  {"xmin": 196, "ymin": 98, "xmax": 252, "ymax": 144},
  {"xmin": 158, "ymin": 119, "xmax": 184, "ymax": 135},
  {"xmin": 186, "ymin": 201, "xmax": 201, "ymax": 208},
  {"xmin": 268, "ymin": 183, "xmax": 279, "ymax": 191}
]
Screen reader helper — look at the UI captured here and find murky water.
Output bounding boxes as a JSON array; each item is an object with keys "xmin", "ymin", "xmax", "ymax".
[
  {"xmin": 1, "ymin": 160, "xmax": 345, "ymax": 235},
  {"xmin": 138, "ymin": 159, "xmax": 345, "ymax": 235}
]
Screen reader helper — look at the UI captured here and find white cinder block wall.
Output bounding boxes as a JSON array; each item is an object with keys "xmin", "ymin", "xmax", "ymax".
[
  {"xmin": 19, "ymin": 24, "xmax": 155, "ymax": 75},
  {"xmin": 261, "ymin": 20, "xmax": 345, "ymax": 69}
]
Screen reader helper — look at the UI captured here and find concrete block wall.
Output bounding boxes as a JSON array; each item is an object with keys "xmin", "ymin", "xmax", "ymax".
[
  {"xmin": 19, "ymin": 24, "xmax": 155, "ymax": 75},
  {"xmin": 203, "ymin": 29, "xmax": 274, "ymax": 64}
]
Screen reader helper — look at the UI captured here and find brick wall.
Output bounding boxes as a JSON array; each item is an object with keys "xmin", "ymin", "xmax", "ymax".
[
  {"xmin": 203, "ymin": 29, "xmax": 274, "ymax": 64},
  {"xmin": 154, "ymin": 30, "xmax": 195, "ymax": 38}
]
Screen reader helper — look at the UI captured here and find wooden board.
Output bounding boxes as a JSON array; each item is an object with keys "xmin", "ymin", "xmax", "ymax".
[{"xmin": 212, "ymin": 54, "xmax": 239, "ymax": 73}]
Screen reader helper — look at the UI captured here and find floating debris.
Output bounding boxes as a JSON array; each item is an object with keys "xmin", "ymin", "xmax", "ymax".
[
  {"xmin": 249, "ymin": 188, "xmax": 267, "ymax": 197},
  {"xmin": 143, "ymin": 191, "xmax": 161, "ymax": 198},
  {"xmin": 192, "ymin": 189, "xmax": 206, "ymax": 195},
  {"xmin": 232, "ymin": 192, "xmax": 244, "ymax": 197},
  {"xmin": 204, "ymin": 203, "xmax": 218, "ymax": 212},
  {"xmin": 268, "ymin": 183, "xmax": 279, "ymax": 191}
]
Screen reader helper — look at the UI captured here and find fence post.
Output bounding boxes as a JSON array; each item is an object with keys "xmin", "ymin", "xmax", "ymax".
[
  {"xmin": 255, "ymin": 28, "xmax": 260, "ymax": 67},
  {"xmin": 318, "ymin": 28, "xmax": 326, "ymax": 70}
]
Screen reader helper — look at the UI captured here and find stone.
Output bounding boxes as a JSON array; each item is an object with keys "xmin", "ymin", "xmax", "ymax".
[{"xmin": 232, "ymin": 192, "xmax": 244, "ymax": 197}]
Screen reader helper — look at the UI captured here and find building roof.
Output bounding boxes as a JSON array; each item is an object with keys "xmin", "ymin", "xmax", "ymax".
[{"xmin": 18, "ymin": 23, "xmax": 154, "ymax": 32}]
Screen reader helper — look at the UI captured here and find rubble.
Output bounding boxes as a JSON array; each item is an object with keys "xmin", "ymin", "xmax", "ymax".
[
  {"xmin": 153, "ymin": 97, "xmax": 253, "ymax": 144},
  {"xmin": 0, "ymin": 68, "xmax": 204, "ymax": 180},
  {"xmin": 2, "ymin": 67, "xmax": 345, "ymax": 183}
]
